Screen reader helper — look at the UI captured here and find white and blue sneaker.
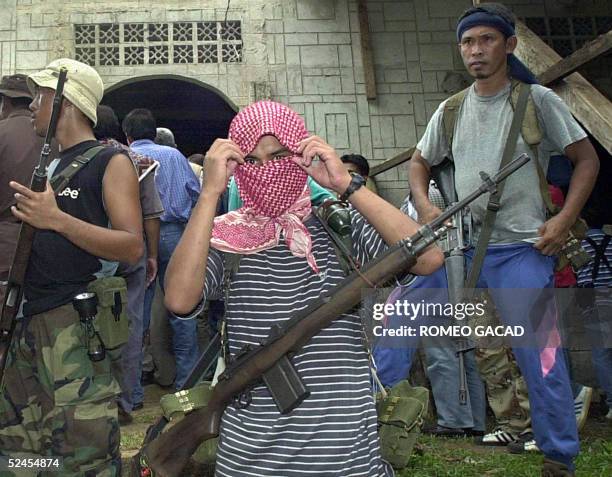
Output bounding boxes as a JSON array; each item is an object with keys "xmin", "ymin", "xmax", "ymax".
[
  {"xmin": 477, "ymin": 428, "xmax": 518, "ymax": 446},
  {"xmin": 574, "ymin": 386, "xmax": 593, "ymax": 431}
]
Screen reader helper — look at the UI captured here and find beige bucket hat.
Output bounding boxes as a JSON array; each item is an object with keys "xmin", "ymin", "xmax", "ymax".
[{"xmin": 27, "ymin": 58, "xmax": 103, "ymax": 125}]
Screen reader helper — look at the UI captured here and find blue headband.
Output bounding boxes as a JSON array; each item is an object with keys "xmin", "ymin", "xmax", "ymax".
[{"xmin": 456, "ymin": 11, "xmax": 538, "ymax": 85}]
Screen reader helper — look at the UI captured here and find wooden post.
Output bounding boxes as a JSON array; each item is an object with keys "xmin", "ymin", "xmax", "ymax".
[
  {"xmin": 358, "ymin": 0, "xmax": 377, "ymax": 100},
  {"xmin": 538, "ymin": 31, "xmax": 612, "ymax": 86},
  {"xmin": 515, "ymin": 21, "xmax": 612, "ymax": 154}
]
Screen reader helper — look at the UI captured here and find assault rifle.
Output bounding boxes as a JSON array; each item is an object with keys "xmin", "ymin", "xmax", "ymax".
[
  {"xmin": 137, "ymin": 154, "xmax": 530, "ymax": 477},
  {"xmin": 431, "ymin": 158, "xmax": 474, "ymax": 405},
  {"xmin": 0, "ymin": 68, "xmax": 67, "ymax": 384}
]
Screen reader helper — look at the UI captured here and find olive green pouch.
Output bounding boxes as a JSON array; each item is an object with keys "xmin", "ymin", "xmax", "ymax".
[
  {"xmin": 160, "ymin": 381, "xmax": 218, "ymax": 465},
  {"xmin": 87, "ymin": 276, "xmax": 129, "ymax": 349},
  {"xmin": 376, "ymin": 380, "xmax": 429, "ymax": 469}
]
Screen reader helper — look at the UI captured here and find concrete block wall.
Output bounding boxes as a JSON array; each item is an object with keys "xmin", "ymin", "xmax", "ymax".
[{"xmin": 2, "ymin": 0, "xmax": 609, "ymax": 204}]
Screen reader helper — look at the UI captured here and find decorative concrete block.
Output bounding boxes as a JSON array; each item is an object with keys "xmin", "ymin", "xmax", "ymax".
[
  {"xmin": 420, "ymin": 43, "xmax": 453, "ymax": 70},
  {"xmin": 300, "ymin": 44, "xmax": 338, "ymax": 67},
  {"xmin": 297, "ymin": 0, "xmax": 335, "ymax": 20},
  {"xmin": 302, "ymin": 75, "xmax": 342, "ymax": 95},
  {"xmin": 383, "ymin": 2, "xmax": 415, "ymax": 21},
  {"xmin": 371, "ymin": 32, "xmax": 405, "ymax": 67}
]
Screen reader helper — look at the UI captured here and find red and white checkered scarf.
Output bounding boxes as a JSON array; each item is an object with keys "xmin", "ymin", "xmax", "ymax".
[{"xmin": 211, "ymin": 101, "xmax": 319, "ymax": 273}]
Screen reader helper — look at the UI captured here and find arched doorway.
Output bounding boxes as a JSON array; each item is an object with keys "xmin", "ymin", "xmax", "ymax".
[{"xmin": 102, "ymin": 75, "xmax": 237, "ymax": 157}]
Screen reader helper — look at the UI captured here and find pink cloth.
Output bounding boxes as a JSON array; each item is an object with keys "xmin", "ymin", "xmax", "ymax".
[{"xmin": 211, "ymin": 101, "xmax": 319, "ymax": 272}]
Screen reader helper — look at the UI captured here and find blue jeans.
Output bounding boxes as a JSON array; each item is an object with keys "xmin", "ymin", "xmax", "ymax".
[
  {"xmin": 142, "ymin": 222, "xmax": 199, "ymax": 390},
  {"xmin": 374, "ymin": 269, "xmax": 486, "ymax": 432},
  {"xmin": 117, "ymin": 254, "xmax": 146, "ymax": 410}
]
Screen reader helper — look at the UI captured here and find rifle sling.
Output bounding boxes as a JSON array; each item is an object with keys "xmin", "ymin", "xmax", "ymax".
[
  {"xmin": 48, "ymin": 145, "xmax": 105, "ymax": 194},
  {"xmin": 465, "ymin": 83, "xmax": 531, "ymax": 290}
]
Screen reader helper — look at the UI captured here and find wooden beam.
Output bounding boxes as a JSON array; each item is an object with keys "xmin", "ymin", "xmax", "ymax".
[
  {"xmin": 538, "ymin": 31, "xmax": 612, "ymax": 86},
  {"xmin": 370, "ymin": 147, "xmax": 415, "ymax": 177},
  {"xmin": 357, "ymin": 0, "xmax": 376, "ymax": 100},
  {"xmin": 515, "ymin": 21, "xmax": 612, "ymax": 154}
]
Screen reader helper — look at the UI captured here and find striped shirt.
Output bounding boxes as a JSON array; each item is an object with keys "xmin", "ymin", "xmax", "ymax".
[
  {"xmin": 577, "ymin": 228, "xmax": 612, "ymax": 288},
  {"xmin": 200, "ymin": 210, "xmax": 393, "ymax": 476}
]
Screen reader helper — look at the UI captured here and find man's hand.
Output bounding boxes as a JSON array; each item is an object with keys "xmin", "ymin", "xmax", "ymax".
[
  {"xmin": 10, "ymin": 180, "xmax": 65, "ymax": 230},
  {"xmin": 534, "ymin": 214, "xmax": 573, "ymax": 256},
  {"xmin": 146, "ymin": 257, "xmax": 158, "ymax": 287},
  {"xmin": 203, "ymin": 139, "xmax": 244, "ymax": 196},
  {"xmin": 294, "ymin": 136, "xmax": 352, "ymax": 194}
]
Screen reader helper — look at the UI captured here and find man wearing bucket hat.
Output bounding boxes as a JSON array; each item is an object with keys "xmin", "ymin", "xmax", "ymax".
[
  {"xmin": 0, "ymin": 74, "xmax": 43, "ymax": 295},
  {"xmin": 0, "ymin": 59, "xmax": 143, "ymax": 475}
]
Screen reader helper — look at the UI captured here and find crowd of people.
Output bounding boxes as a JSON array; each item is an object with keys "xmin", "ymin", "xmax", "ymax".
[{"xmin": 0, "ymin": 3, "xmax": 609, "ymax": 477}]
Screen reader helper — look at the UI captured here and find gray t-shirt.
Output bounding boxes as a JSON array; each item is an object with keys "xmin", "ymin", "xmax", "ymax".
[{"xmin": 417, "ymin": 82, "xmax": 586, "ymax": 243}]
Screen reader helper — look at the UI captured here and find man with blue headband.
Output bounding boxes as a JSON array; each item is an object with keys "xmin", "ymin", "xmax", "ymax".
[{"xmin": 402, "ymin": 3, "xmax": 599, "ymax": 476}]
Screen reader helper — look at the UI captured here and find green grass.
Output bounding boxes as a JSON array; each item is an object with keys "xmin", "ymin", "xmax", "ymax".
[{"xmin": 397, "ymin": 435, "xmax": 611, "ymax": 477}]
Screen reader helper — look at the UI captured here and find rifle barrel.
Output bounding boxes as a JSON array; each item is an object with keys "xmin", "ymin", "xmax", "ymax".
[{"xmin": 0, "ymin": 67, "xmax": 68, "ymax": 383}]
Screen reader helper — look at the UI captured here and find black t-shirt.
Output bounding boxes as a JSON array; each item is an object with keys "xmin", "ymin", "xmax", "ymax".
[{"xmin": 23, "ymin": 140, "xmax": 124, "ymax": 316}]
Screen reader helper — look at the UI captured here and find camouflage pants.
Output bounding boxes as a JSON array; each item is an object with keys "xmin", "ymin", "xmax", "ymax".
[
  {"xmin": 475, "ymin": 346, "xmax": 531, "ymax": 435},
  {"xmin": 470, "ymin": 292, "xmax": 531, "ymax": 435},
  {"xmin": 0, "ymin": 303, "xmax": 121, "ymax": 476}
]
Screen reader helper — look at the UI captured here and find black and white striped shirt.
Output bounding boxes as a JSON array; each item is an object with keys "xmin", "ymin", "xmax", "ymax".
[{"xmin": 202, "ymin": 210, "xmax": 393, "ymax": 477}]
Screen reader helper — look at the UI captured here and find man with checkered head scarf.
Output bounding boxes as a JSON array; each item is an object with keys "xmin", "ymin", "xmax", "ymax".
[
  {"xmin": 164, "ymin": 100, "xmax": 443, "ymax": 475},
  {"xmin": 0, "ymin": 59, "xmax": 143, "ymax": 475}
]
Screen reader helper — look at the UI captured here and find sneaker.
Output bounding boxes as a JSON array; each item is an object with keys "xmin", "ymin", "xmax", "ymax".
[
  {"xmin": 507, "ymin": 431, "xmax": 540, "ymax": 454},
  {"xmin": 477, "ymin": 428, "xmax": 518, "ymax": 446},
  {"xmin": 574, "ymin": 386, "xmax": 593, "ymax": 431},
  {"xmin": 541, "ymin": 458, "xmax": 575, "ymax": 476}
]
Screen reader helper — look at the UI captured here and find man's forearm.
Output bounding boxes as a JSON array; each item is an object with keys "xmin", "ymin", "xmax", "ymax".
[
  {"xmin": 347, "ymin": 187, "xmax": 443, "ymax": 275},
  {"xmin": 55, "ymin": 212, "xmax": 143, "ymax": 264},
  {"xmin": 409, "ymin": 151, "xmax": 433, "ymax": 214},
  {"xmin": 144, "ymin": 217, "xmax": 160, "ymax": 260},
  {"xmin": 164, "ymin": 191, "xmax": 219, "ymax": 315},
  {"xmin": 559, "ymin": 139, "xmax": 600, "ymax": 224}
]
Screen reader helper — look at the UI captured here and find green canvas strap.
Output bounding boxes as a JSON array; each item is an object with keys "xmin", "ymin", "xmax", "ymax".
[
  {"xmin": 442, "ymin": 88, "xmax": 469, "ymax": 150},
  {"xmin": 312, "ymin": 205, "xmax": 357, "ymax": 276},
  {"xmin": 49, "ymin": 145, "xmax": 105, "ymax": 193},
  {"xmin": 465, "ymin": 83, "xmax": 532, "ymax": 290}
]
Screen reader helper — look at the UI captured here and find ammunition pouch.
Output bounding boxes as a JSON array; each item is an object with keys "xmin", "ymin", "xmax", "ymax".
[
  {"xmin": 160, "ymin": 381, "xmax": 218, "ymax": 465},
  {"xmin": 376, "ymin": 380, "xmax": 429, "ymax": 469},
  {"xmin": 556, "ymin": 218, "xmax": 591, "ymax": 272},
  {"xmin": 86, "ymin": 276, "xmax": 129, "ymax": 350}
]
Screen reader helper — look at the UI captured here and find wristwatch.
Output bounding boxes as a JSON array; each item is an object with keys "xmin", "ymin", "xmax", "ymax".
[{"xmin": 339, "ymin": 173, "xmax": 366, "ymax": 202}]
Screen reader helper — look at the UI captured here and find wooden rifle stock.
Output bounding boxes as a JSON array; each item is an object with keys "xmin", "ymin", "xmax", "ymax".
[
  {"xmin": 139, "ymin": 154, "xmax": 531, "ymax": 477},
  {"xmin": 0, "ymin": 68, "xmax": 67, "ymax": 383}
]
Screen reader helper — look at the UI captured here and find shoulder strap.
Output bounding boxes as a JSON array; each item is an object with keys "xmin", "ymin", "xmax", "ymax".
[
  {"xmin": 442, "ymin": 87, "xmax": 470, "ymax": 152},
  {"xmin": 508, "ymin": 80, "xmax": 556, "ymax": 215},
  {"xmin": 220, "ymin": 252, "xmax": 242, "ymax": 361},
  {"xmin": 49, "ymin": 145, "xmax": 106, "ymax": 194},
  {"xmin": 509, "ymin": 79, "xmax": 542, "ymax": 147},
  {"xmin": 466, "ymin": 82, "xmax": 532, "ymax": 289},
  {"xmin": 312, "ymin": 205, "xmax": 357, "ymax": 277}
]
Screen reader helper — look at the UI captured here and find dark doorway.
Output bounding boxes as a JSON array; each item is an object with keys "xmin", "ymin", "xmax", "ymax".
[{"xmin": 102, "ymin": 75, "xmax": 237, "ymax": 157}]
